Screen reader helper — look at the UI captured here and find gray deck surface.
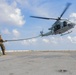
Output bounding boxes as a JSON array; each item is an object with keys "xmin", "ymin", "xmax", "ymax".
[{"xmin": 0, "ymin": 51, "xmax": 76, "ymax": 75}]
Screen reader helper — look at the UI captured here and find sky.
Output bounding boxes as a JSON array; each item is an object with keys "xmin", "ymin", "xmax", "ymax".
[{"xmin": 0, "ymin": 0, "xmax": 76, "ymax": 51}]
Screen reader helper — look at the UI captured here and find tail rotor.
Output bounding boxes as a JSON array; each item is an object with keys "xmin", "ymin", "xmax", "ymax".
[{"xmin": 40, "ymin": 29, "xmax": 44, "ymax": 36}]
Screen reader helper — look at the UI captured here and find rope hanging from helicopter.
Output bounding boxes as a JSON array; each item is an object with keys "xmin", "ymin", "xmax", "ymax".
[{"xmin": 4, "ymin": 35, "xmax": 41, "ymax": 42}]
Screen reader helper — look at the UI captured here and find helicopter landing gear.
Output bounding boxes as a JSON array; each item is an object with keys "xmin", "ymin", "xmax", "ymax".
[{"xmin": 61, "ymin": 31, "xmax": 72, "ymax": 36}]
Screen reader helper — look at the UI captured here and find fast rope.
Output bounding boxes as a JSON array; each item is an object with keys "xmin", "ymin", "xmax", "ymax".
[{"xmin": 4, "ymin": 35, "xmax": 40, "ymax": 42}]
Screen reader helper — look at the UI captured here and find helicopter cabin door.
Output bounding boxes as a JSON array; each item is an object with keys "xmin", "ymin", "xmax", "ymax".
[{"xmin": 54, "ymin": 23, "xmax": 61, "ymax": 34}]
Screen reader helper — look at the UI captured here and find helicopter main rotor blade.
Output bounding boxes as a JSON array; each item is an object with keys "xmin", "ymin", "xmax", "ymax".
[
  {"xmin": 30, "ymin": 16, "xmax": 58, "ymax": 20},
  {"xmin": 30, "ymin": 3, "xmax": 71, "ymax": 21},
  {"xmin": 59, "ymin": 3, "xmax": 71, "ymax": 19}
]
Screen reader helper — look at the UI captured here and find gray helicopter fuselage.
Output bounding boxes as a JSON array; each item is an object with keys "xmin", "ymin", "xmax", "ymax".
[
  {"xmin": 52, "ymin": 20, "xmax": 75, "ymax": 34},
  {"xmin": 41, "ymin": 20, "xmax": 75, "ymax": 36}
]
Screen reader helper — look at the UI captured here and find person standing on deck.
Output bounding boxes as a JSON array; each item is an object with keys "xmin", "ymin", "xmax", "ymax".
[{"xmin": 0, "ymin": 35, "xmax": 6, "ymax": 55}]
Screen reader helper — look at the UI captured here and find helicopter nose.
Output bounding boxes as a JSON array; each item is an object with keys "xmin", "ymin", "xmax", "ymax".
[
  {"xmin": 72, "ymin": 23, "xmax": 76, "ymax": 26},
  {"xmin": 68, "ymin": 23, "xmax": 75, "ymax": 28}
]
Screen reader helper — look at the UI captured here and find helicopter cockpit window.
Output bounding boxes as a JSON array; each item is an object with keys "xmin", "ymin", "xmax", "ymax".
[
  {"xmin": 54, "ymin": 24, "xmax": 60, "ymax": 32},
  {"xmin": 63, "ymin": 21, "xmax": 67, "ymax": 27},
  {"xmin": 56, "ymin": 25, "xmax": 60, "ymax": 29}
]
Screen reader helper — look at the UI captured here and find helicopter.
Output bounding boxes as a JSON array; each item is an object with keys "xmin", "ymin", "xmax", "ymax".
[{"xmin": 30, "ymin": 3, "xmax": 75, "ymax": 36}]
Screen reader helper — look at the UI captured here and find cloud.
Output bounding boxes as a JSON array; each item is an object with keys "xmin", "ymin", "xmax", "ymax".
[
  {"xmin": 70, "ymin": 13, "xmax": 76, "ymax": 17},
  {"xmin": 50, "ymin": 37, "xmax": 58, "ymax": 44},
  {"xmin": 67, "ymin": 36, "xmax": 76, "ymax": 43},
  {"xmin": 42, "ymin": 37, "xmax": 58, "ymax": 44},
  {"xmin": 9, "ymin": 8, "xmax": 25, "ymax": 26},
  {"xmin": 13, "ymin": 0, "xmax": 51, "ymax": 17},
  {"xmin": 12, "ymin": 29, "xmax": 20, "ymax": 37},
  {"xmin": 15, "ymin": 0, "xmax": 30, "ymax": 7},
  {"xmin": 42, "ymin": 39, "xmax": 49, "ymax": 43},
  {"xmin": 1, "ymin": 28, "xmax": 10, "ymax": 34},
  {"xmin": 21, "ymin": 38, "xmax": 37, "ymax": 45},
  {"xmin": 0, "ymin": 0, "xmax": 25, "ymax": 26},
  {"xmin": 28, "ymin": 39, "xmax": 37, "ymax": 43},
  {"xmin": 69, "ymin": 13, "xmax": 76, "ymax": 24}
]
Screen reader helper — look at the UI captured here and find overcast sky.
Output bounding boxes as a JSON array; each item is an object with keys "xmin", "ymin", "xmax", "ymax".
[{"xmin": 1, "ymin": 0, "xmax": 76, "ymax": 50}]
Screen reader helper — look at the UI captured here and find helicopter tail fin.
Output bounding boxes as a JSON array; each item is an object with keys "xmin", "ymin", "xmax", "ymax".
[{"xmin": 40, "ymin": 31, "xmax": 44, "ymax": 36}]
